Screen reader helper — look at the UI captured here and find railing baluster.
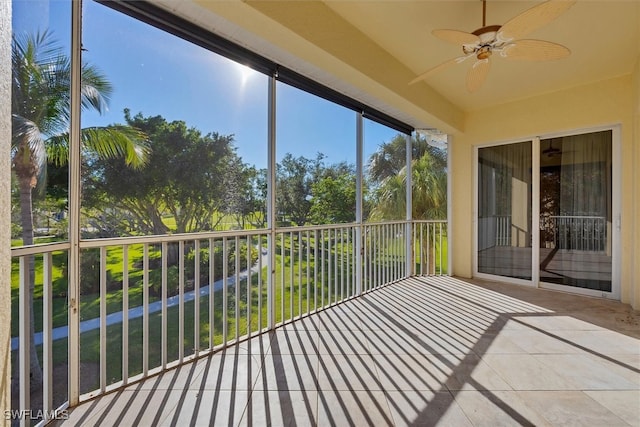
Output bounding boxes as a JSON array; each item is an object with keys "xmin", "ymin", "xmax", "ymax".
[
  {"xmin": 246, "ymin": 235, "xmax": 251, "ymax": 336},
  {"xmin": 99, "ymin": 247, "xmax": 107, "ymax": 391},
  {"xmin": 222, "ymin": 238, "xmax": 228, "ymax": 345},
  {"xmin": 161, "ymin": 242, "xmax": 168, "ymax": 369},
  {"xmin": 420, "ymin": 223, "xmax": 424, "ymax": 275},
  {"xmin": 143, "ymin": 244, "xmax": 149, "ymax": 375},
  {"xmin": 122, "ymin": 245, "xmax": 129, "ymax": 384},
  {"xmin": 394, "ymin": 224, "xmax": 398, "ymax": 281},
  {"xmin": 258, "ymin": 236, "xmax": 263, "ymax": 331},
  {"xmin": 328, "ymin": 231, "xmax": 332, "ymax": 305},
  {"xmin": 334, "ymin": 228, "xmax": 339, "ymax": 302},
  {"xmin": 321, "ymin": 230, "xmax": 325, "ymax": 308},
  {"xmin": 209, "ymin": 238, "xmax": 215, "ymax": 349},
  {"xmin": 340, "ymin": 228, "xmax": 345, "ymax": 301},
  {"xmin": 298, "ymin": 231, "xmax": 302, "ymax": 317},
  {"xmin": 280, "ymin": 233, "xmax": 285, "ymax": 323},
  {"xmin": 19, "ymin": 256, "xmax": 29, "ymax": 427},
  {"xmin": 235, "ymin": 236, "xmax": 240, "ymax": 341},
  {"xmin": 313, "ymin": 230, "xmax": 317, "ymax": 311},
  {"xmin": 43, "ymin": 253, "xmax": 53, "ymax": 414},
  {"xmin": 438, "ymin": 223, "xmax": 442, "ymax": 275},
  {"xmin": 179, "ymin": 241, "xmax": 185, "ymax": 362},
  {"xmin": 306, "ymin": 230, "xmax": 311, "ymax": 314},
  {"xmin": 194, "ymin": 240, "xmax": 200, "ymax": 356}
]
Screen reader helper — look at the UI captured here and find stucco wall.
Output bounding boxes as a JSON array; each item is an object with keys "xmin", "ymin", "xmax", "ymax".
[
  {"xmin": 451, "ymin": 74, "xmax": 639, "ymax": 308},
  {"xmin": 1, "ymin": 0, "xmax": 12, "ymax": 423},
  {"xmin": 633, "ymin": 57, "xmax": 640, "ymax": 309}
]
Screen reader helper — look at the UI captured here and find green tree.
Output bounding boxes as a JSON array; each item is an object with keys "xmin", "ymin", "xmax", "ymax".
[
  {"xmin": 11, "ymin": 31, "xmax": 149, "ymax": 387},
  {"xmin": 309, "ymin": 162, "xmax": 357, "ymax": 224},
  {"xmin": 84, "ymin": 111, "xmax": 240, "ymax": 235},
  {"xmin": 235, "ymin": 166, "xmax": 268, "ymax": 229},
  {"xmin": 276, "ymin": 153, "xmax": 325, "ymax": 225}
]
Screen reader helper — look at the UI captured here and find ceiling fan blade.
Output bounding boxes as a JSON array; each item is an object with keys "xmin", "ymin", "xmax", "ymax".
[
  {"xmin": 500, "ymin": 39, "xmax": 571, "ymax": 61},
  {"xmin": 498, "ymin": 0, "xmax": 576, "ymax": 42},
  {"xmin": 466, "ymin": 58, "xmax": 490, "ymax": 93},
  {"xmin": 409, "ymin": 55, "xmax": 472, "ymax": 85},
  {"xmin": 432, "ymin": 29, "xmax": 480, "ymax": 45}
]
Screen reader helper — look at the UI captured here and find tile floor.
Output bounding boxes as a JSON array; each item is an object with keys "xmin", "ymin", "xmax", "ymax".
[{"xmin": 57, "ymin": 276, "xmax": 640, "ymax": 426}]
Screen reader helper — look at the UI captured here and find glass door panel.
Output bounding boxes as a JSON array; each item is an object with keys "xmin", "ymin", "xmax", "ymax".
[
  {"xmin": 539, "ymin": 130, "xmax": 612, "ymax": 291},
  {"xmin": 478, "ymin": 142, "xmax": 532, "ymax": 280}
]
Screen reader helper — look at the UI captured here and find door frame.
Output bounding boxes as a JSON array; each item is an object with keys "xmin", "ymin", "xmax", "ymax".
[{"xmin": 473, "ymin": 124, "xmax": 621, "ymax": 300}]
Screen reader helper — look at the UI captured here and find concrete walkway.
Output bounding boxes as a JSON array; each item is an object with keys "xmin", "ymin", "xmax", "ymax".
[{"xmin": 11, "ymin": 249, "xmax": 268, "ymax": 351}]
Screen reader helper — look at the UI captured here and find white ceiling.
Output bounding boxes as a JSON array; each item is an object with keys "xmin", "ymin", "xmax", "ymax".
[{"xmin": 158, "ymin": 0, "xmax": 639, "ymax": 130}]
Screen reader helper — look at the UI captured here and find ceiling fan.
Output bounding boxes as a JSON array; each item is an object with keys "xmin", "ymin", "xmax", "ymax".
[{"xmin": 410, "ymin": 0, "xmax": 576, "ymax": 92}]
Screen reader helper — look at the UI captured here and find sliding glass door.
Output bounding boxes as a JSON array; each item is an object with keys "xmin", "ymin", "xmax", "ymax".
[
  {"xmin": 477, "ymin": 141, "xmax": 532, "ymax": 280},
  {"xmin": 539, "ymin": 130, "xmax": 612, "ymax": 291},
  {"xmin": 476, "ymin": 129, "xmax": 617, "ymax": 296}
]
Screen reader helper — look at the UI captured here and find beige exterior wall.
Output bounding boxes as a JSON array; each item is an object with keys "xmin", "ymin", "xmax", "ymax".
[
  {"xmin": 632, "ymin": 57, "xmax": 640, "ymax": 310},
  {"xmin": 1, "ymin": 0, "xmax": 12, "ymax": 423},
  {"xmin": 451, "ymin": 74, "xmax": 639, "ymax": 309}
]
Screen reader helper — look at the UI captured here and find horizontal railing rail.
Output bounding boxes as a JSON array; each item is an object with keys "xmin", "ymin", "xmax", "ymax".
[{"xmin": 10, "ymin": 219, "xmax": 448, "ymax": 425}]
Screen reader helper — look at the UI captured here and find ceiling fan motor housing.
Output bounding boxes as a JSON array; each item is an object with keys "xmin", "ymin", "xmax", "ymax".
[{"xmin": 462, "ymin": 25, "xmax": 502, "ymax": 57}]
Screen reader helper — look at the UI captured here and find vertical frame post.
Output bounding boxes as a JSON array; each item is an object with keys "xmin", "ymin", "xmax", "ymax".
[
  {"xmin": 447, "ymin": 134, "xmax": 453, "ymax": 276},
  {"xmin": 405, "ymin": 133, "xmax": 413, "ymax": 277},
  {"xmin": 355, "ymin": 113, "xmax": 363, "ymax": 294},
  {"xmin": 267, "ymin": 74, "xmax": 277, "ymax": 329},
  {"xmin": 68, "ymin": 0, "xmax": 83, "ymax": 407}
]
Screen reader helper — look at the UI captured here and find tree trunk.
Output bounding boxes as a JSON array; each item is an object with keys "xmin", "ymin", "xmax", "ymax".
[{"xmin": 17, "ymin": 174, "xmax": 43, "ymax": 389}]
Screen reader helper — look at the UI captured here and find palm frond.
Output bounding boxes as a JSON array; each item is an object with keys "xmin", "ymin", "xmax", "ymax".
[
  {"xmin": 81, "ymin": 126, "xmax": 151, "ymax": 169},
  {"xmin": 80, "ymin": 64, "xmax": 112, "ymax": 114},
  {"xmin": 45, "ymin": 134, "xmax": 69, "ymax": 167}
]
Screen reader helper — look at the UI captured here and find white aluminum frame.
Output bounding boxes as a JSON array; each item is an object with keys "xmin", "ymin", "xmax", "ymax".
[{"xmin": 473, "ymin": 125, "xmax": 622, "ymax": 299}]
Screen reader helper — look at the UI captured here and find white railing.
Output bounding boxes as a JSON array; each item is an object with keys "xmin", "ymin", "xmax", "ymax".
[
  {"xmin": 494, "ymin": 215, "xmax": 512, "ymax": 246},
  {"xmin": 11, "ymin": 242, "xmax": 72, "ymax": 427},
  {"xmin": 540, "ymin": 215, "xmax": 606, "ymax": 252},
  {"xmin": 478, "ymin": 215, "xmax": 512, "ymax": 250},
  {"xmin": 10, "ymin": 219, "xmax": 447, "ymax": 425},
  {"xmin": 363, "ymin": 221, "xmax": 410, "ymax": 291},
  {"xmin": 413, "ymin": 220, "xmax": 448, "ymax": 276}
]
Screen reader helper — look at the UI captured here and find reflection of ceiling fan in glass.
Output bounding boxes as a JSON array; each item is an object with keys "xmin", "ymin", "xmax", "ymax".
[
  {"xmin": 410, "ymin": 0, "xmax": 576, "ymax": 92},
  {"xmin": 542, "ymin": 139, "xmax": 575, "ymax": 158},
  {"xmin": 542, "ymin": 140, "xmax": 562, "ymax": 157}
]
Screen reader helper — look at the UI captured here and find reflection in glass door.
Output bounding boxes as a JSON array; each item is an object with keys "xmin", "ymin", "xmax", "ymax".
[
  {"xmin": 477, "ymin": 142, "xmax": 532, "ymax": 280},
  {"xmin": 539, "ymin": 131, "xmax": 612, "ymax": 291}
]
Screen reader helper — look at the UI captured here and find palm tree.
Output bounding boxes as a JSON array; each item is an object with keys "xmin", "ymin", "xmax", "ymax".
[
  {"xmin": 11, "ymin": 30, "xmax": 149, "ymax": 388},
  {"xmin": 367, "ymin": 134, "xmax": 446, "ymax": 184},
  {"xmin": 369, "ymin": 150, "xmax": 447, "ymax": 220},
  {"xmin": 368, "ymin": 135, "xmax": 447, "ymax": 273}
]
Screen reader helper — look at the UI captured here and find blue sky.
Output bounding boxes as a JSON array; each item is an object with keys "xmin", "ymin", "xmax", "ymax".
[{"xmin": 13, "ymin": 0, "xmax": 399, "ymax": 169}]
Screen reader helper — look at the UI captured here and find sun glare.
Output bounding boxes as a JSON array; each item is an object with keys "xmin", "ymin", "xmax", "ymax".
[{"xmin": 235, "ymin": 62, "xmax": 256, "ymax": 86}]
